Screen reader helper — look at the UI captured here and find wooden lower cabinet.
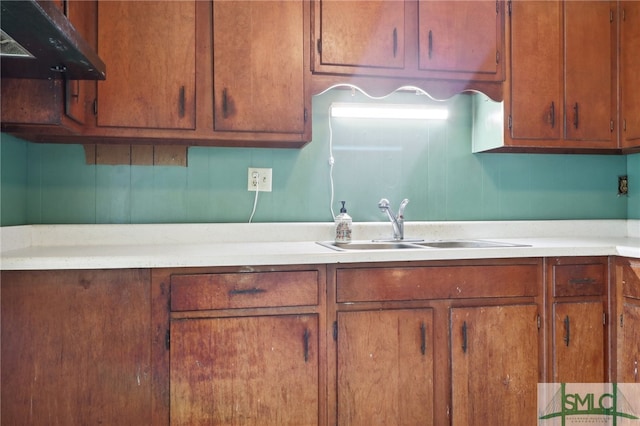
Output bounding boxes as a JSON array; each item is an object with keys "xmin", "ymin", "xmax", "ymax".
[
  {"xmin": 451, "ymin": 304, "xmax": 539, "ymax": 425},
  {"xmin": 170, "ymin": 315, "xmax": 319, "ymax": 425},
  {"xmin": 164, "ymin": 265, "xmax": 326, "ymax": 426},
  {"xmin": 336, "ymin": 309, "xmax": 435, "ymax": 425},
  {"xmin": 546, "ymin": 257, "xmax": 608, "ymax": 383},
  {"xmin": 330, "ymin": 258, "xmax": 543, "ymax": 426},
  {"xmin": 613, "ymin": 257, "xmax": 640, "ymax": 382},
  {"xmin": 0, "ymin": 269, "xmax": 154, "ymax": 425},
  {"xmin": 552, "ymin": 302, "xmax": 605, "ymax": 382},
  {"xmin": 3, "ymin": 255, "xmax": 626, "ymax": 425}
]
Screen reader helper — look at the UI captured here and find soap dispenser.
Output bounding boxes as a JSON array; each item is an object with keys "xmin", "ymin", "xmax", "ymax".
[{"xmin": 335, "ymin": 201, "xmax": 352, "ymax": 243}]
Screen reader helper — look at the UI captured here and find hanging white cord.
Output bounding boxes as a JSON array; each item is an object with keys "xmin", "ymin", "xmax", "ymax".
[
  {"xmin": 328, "ymin": 104, "xmax": 336, "ymax": 220},
  {"xmin": 248, "ymin": 174, "xmax": 260, "ymax": 223},
  {"xmin": 315, "ymin": 83, "xmax": 449, "ymax": 102},
  {"xmin": 321, "ymin": 83, "xmax": 448, "ymax": 221}
]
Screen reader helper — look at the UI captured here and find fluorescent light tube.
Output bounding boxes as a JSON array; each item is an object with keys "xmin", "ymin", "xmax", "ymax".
[{"xmin": 330, "ymin": 103, "xmax": 449, "ymax": 120}]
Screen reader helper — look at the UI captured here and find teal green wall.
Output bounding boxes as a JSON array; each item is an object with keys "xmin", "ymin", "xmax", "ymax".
[{"xmin": 1, "ymin": 90, "xmax": 635, "ymax": 226}]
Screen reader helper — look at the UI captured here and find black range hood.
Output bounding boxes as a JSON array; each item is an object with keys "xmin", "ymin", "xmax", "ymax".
[{"xmin": 0, "ymin": 0, "xmax": 106, "ymax": 80}]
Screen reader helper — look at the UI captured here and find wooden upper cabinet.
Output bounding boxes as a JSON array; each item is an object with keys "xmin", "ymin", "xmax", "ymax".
[
  {"xmin": 564, "ymin": 0, "xmax": 615, "ymax": 144},
  {"xmin": 316, "ymin": 0, "xmax": 405, "ymax": 71},
  {"xmin": 418, "ymin": 0, "xmax": 503, "ymax": 80},
  {"xmin": 504, "ymin": 0, "xmax": 617, "ymax": 152},
  {"xmin": 313, "ymin": 0, "xmax": 504, "ymax": 82},
  {"xmin": 509, "ymin": 0, "xmax": 563, "ymax": 141},
  {"xmin": 97, "ymin": 1, "xmax": 196, "ymax": 130},
  {"xmin": 213, "ymin": 0, "xmax": 308, "ymax": 135},
  {"xmin": 620, "ymin": 1, "xmax": 640, "ymax": 150}
]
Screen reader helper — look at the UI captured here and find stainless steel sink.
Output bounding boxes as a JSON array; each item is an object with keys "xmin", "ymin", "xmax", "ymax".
[
  {"xmin": 317, "ymin": 241, "xmax": 419, "ymax": 251},
  {"xmin": 414, "ymin": 240, "xmax": 529, "ymax": 249},
  {"xmin": 317, "ymin": 239, "xmax": 529, "ymax": 251}
]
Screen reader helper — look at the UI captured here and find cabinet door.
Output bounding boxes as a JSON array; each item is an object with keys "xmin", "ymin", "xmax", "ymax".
[
  {"xmin": 620, "ymin": 1, "xmax": 640, "ymax": 149},
  {"xmin": 509, "ymin": 1, "xmax": 563, "ymax": 141},
  {"xmin": 336, "ymin": 309, "xmax": 434, "ymax": 426},
  {"xmin": 316, "ymin": 0, "xmax": 405, "ymax": 71},
  {"xmin": 618, "ymin": 301, "xmax": 640, "ymax": 382},
  {"xmin": 552, "ymin": 301, "xmax": 605, "ymax": 382},
  {"xmin": 213, "ymin": 1, "xmax": 307, "ymax": 134},
  {"xmin": 451, "ymin": 304, "xmax": 539, "ymax": 426},
  {"xmin": 97, "ymin": 1, "xmax": 196, "ymax": 129},
  {"xmin": 418, "ymin": 1, "xmax": 501, "ymax": 79},
  {"xmin": 170, "ymin": 314, "xmax": 319, "ymax": 426},
  {"xmin": 564, "ymin": 1, "xmax": 615, "ymax": 145},
  {"xmin": 1, "ymin": 270, "xmax": 153, "ymax": 425}
]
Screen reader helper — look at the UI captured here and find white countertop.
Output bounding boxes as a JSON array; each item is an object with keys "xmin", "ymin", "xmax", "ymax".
[{"xmin": 1, "ymin": 220, "xmax": 639, "ymax": 270}]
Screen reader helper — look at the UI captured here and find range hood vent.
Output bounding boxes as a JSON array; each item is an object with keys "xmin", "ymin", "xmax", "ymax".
[{"xmin": 0, "ymin": 0, "xmax": 106, "ymax": 80}]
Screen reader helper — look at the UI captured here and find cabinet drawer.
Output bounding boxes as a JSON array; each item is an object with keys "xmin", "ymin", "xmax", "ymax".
[
  {"xmin": 171, "ymin": 270, "xmax": 318, "ymax": 311},
  {"xmin": 336, "ymin": 264, "xmax": 539, "ymax": 303},
  {"xmin": 552, "ymin": 263, "xmax": 606, "ymax": 297},
  {"xmin": 621, "ymin": 261, "xmax": 640, "ymax": 300}
]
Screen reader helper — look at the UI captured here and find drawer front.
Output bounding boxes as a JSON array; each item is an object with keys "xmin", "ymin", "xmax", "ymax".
[
  {"xmin": 622, "ymin": 261, "xmax": 640, "ymax": 299},
  {"xmin": 171, "ymin": 270, "xmax": 318, "ymax": 311},
  {"xmin": 336, "ymin": 264, "xmax": 539, "ymax": 303},
  {"xmin": 553, "ymin": 263, "xmax": 606, "ymax": 297}
]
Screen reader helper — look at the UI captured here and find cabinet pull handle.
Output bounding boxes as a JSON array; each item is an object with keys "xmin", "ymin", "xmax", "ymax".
[
  {"xmin": 228, "ymin": 287, "xmax": 265, "ymax": 296},
  {"xmin": 303, "ymin": 329, "xmax": 310, "ymax": 362},
  {"xmin": 573, "ymin": 102, "xmax": 579, "ymax": 129},
  {"xmin": 420, "ymin": 322, "xmax": 427, "ymax": 355},
  {"xmin": 462, "ymin": 321, "xmax": 467, "ymax": 353},
  {"xmin": 564, "ymin": 315, "xmax": 571, "ymax": 347},
  {"xmin": 70, "ymin": 80, "xmax": 80, "ymax": 100},
  {"xmin": 634, "ymin": 359, "xmax": 638, "ymax": 382},
  {"xmin": 428, "ymin": 30, "xmax": 433, "ymax": 59},
  {"xmin": 392, "ymin": 28, "xmax": 398, "ymax": 58},
  {"xmin": 222, "ymin": 88, "xmax": 229, "ymax": 118},
  {"xmin": 178, "ymin": 86, "xmax": 185, "ymax": 118},
  {"xmin": 549, "ymin": 101, "xmax": 556, "ymax": 128},
  {"xmin": 568, "ymin": 278, "xmax": 597, "ymax": 285}
]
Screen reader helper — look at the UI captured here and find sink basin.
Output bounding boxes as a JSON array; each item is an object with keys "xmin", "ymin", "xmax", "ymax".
[
  {"xmin": 317, "ymin": 241, "xmax": 419, "ymax": 251},
  {"xmin": 318, "ymin": 239, "xmax": 529, "ymax": 251},
  {"xmin": 415, "ymin": 240, "xmax": 529, "ymax": 249}
]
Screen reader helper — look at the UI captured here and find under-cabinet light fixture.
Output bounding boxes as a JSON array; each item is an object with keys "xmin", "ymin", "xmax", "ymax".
[{"xmin": 330, "ymin": 102, "xmax": 449, "ymax": 120}]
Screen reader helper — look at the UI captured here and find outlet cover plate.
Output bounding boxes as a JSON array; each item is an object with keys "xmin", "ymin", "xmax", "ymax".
[{"xmin": 248, "ymin": 168, "xmax": 272, "ymax": 192}]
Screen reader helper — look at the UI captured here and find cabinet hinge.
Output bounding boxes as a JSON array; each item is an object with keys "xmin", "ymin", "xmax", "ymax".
[
  {"xmin": 537, "ymin": 314, "xmax": 541, "ymax": 330},
  {"xmin": 165, "ymin": 328, "xmax": 170, "ymax": 350},
  {"xmin": 317, "ymin": 38, "xmax": 322, "ymax": 54},
  {"xmin": 610, "ymin": 120, "xmax": 615, "ymax": 132},
  {"xmin": 496, "ymin": 50, "xmax": 500, "ymax": 64},
  {"xmin": 620, "ymin": 313, "xmax": 624, "ymax": 328},
  {"xmin": 610, "ymin": 9, "xmax": 614, "ymax": 23},
  {"xmin": 624, "ymin": 119, "xmax": 627, "ymax": 131},
  {"xmin": 93, "ymin": 98, "xmax": 98, "ymax": 116},
  {"xmin": 304, "ymin": 108, "xmax": 308, "ymax": 123},
  {"xmin": 507, "ymin": 1, "xmax": 512, "ymax": 17},
  {"xmin": 508, "ymin": 115, "xmax": 513, "ymax": 130},
  {"xmin": 603, "ymin": 312, "xmax": 607, "ymax": 326},
  {"xmin": 333, "ymin": 321, "xmax": 338, "ymax": 341},
  {"xmin": 623, "ymin": 8, "xmax": 626, "ymax": 21},
  {"xmin": 496, "ymin": 0, "xmax": 499, "ymax": 14}
]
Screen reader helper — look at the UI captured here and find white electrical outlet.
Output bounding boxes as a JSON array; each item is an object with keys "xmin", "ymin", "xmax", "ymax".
[{"xmin": 248, "ymin": 168, "xmax": 272, "ymax": 192}]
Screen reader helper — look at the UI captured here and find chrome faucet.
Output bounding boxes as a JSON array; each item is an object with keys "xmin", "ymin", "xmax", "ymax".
[{"xmin": 378, "ymin": 198, "xmax": 409, "ymax": 241}]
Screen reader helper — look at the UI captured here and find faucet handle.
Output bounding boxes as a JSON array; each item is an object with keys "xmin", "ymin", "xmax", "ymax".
[
  {"xmin": 398, "ymin": 198, "xmax": 409, "ymax": 216},
  {"xmin": 378, "ymin": 198, "xmax": 390, "ymax": 210}
]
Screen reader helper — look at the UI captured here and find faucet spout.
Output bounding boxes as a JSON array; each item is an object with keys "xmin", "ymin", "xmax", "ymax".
[{"xmin": 378, "ymin": 198, "xmax": 409, "ymax": 241}]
